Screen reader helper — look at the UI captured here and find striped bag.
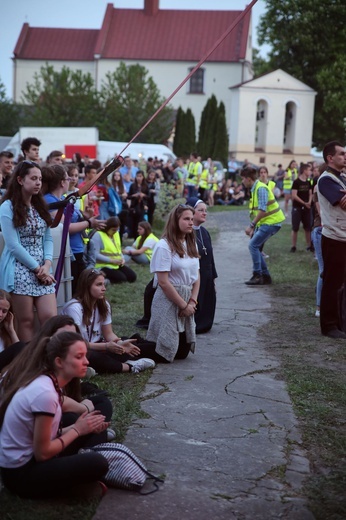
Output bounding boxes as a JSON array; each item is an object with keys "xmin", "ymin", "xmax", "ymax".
[{"xmin": 81, "ymin": 443, "xmax": 163, "ymax": 493}]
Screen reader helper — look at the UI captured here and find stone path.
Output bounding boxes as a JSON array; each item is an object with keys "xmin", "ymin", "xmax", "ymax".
[{"xmin": 93, "ymin": 210, "xmax": 314, "ymax": 520}]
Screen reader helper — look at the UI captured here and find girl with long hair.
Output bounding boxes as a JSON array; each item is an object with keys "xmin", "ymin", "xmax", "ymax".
[
  {"xmin": 107, "ymin": 169, "xmax": 128, "ymax": 237},
  {"xmin": 0, "ymin": 332, "xmax": 109, "ymax": 499},
  {"xmin": 123, "ymin": 220, "xmax": 159, "ymax": 265},
  {"xmin": 0, "ymin": 289, "xmax": 19, "ymax": 354},
  {"xmin": 127, "ymin": 170, "xmax": 149, "ymax": 238},
  {"xmin": 147, "ymin": 204, "xmax": 200, "ymax": 362},
  {"xmin": 146, "ymin": 169, "xmax": 160, "ymax": 224},
  {"xmin": 61, "ymin": 268, "xmax": 156, "ymax": 374},
  {"xmin": 42, "ymin": 164, "xmax": 105, "ymax": 293},
  {"xmin": 0, "ymin": 160, "xmax": 57, "ymax": 341}
]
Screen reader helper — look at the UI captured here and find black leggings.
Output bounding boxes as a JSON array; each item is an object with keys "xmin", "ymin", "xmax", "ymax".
[
  {"xmin": 102, "ymin": 266, "xmax": 137, "ymax": 284},
  {"xmin": 87, "ymin": 336, "xmax": 157, "ymax": 373},
  {"xmin": 1, "ymin": 450, "xmax": 108, "ymax": 499}
]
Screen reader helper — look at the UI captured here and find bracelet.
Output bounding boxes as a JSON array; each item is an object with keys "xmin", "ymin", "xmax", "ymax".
[
  {"xmin": 189, "ymin": 298, "xmax": 197, "ymax": 305},
  {"xmin": 71, "ymin": 426, "xmax": 80, "ymax": 437},
  {"xmin": 182, "ymin": 302, "xmax": 189, "ymax": 311},
  {"xmin": 86, "ymin": 219, "xmax": 91, "ymax": 228},
  {"xmin": 250, "ymin": 222, "xmax": 255, "ymax": 228},
  {"xmin": 83, "ymin": 403, "xmax": 90, "ymax": 413},
  {"xmin": 57, "ymin": 436, "xmax": 65, "ymax": 451}
]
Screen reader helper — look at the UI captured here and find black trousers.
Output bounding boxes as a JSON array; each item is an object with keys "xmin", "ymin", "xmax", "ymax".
[
  {"xmin": 320, "ymin": 235, "xmax": 346, "ymax": 334},
  {"xmin": 102, "ymin": 266, "xmax": 137, "ymax": 284},
  {"xmin": 1, "ymin": 451, "xmax": 108, "ymax": 499}
]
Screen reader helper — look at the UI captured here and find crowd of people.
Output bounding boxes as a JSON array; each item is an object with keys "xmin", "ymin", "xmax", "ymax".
[
  {"xmin": 0, "ymin": 138, "xmax": 218, "ymax": 499},
  {"xmin": 0, "ymin": 135, "xmax": 345, "ymax": 500}
]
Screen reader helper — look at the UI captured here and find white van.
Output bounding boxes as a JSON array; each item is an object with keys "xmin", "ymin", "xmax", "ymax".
[{"xmin": 98, "ymin": 141, "xmax": 176, "ymax": 165}]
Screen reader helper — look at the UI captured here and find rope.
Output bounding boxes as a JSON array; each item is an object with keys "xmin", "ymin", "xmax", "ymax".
[{"xmin": 117, "ymin": 0, "xmax": 258, "ymax": 158}]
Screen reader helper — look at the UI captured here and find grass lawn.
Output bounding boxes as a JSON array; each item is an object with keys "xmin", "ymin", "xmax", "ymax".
[
  {"xmin": 261, "ymin": 222, "xmax": 346, "ymax": 520},
  {"xmin": 1, "ymin": 207, "xmax": 345, "ymax": 519}
]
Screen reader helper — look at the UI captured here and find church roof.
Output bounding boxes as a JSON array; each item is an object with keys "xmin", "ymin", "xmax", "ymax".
[{"xmin": 13, "ymin": 2, "xmax": 250, "ymax": 63}]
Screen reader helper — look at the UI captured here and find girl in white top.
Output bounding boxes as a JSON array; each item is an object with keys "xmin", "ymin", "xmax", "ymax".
[
  {"xmin": 61, "ymin": 268, "xmax": 156, "ymax": 374},
  {"xmin": 0, "ymin": 332, "xmax": 109, "ymax": 499},
  {"xmin": 147, "ymin": 204, "xmax": 200, "ymax": 362}
]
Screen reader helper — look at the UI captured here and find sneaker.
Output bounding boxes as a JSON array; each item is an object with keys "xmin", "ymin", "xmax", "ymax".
[
  {"xmin": 127, "ymin": 358, "xmax": 156, "ymax": 373},
  {"xmin": 106, "ymin": 428, "xmax": 116, "ymax": 441},
  {"xmin": 290, "ymin": 246, "xmax": 296, "ymax": 253},
  {"xmin": 85, "ymin": 367, "xmax": 97, "ymax": 378},
  {"xmin": 306, "ymin": 245, "xmax": 314, "ymax": 252},
  {"xmin": 262, "ymin": 274, "xmax": 272, "ymax": 285},
  {"xmin": 261, "ymin": 252, "xmax": 270, "ymax": 259},
  {"xmin": 315, "ymin": 309, "xmax": 320, "ymax": 317},
  {"xmin": 245, "ymin": 273, "xmax": 264, "ymax": 286}
]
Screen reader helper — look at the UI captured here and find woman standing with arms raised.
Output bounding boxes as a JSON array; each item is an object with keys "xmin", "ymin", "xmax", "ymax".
[
  {"xmin": 0, "ymin": 161, "xmax": 57, "ymax": 341},
  {"xmin": 147, "ymin": 204, "xmax": 200, "ymax": 362}
]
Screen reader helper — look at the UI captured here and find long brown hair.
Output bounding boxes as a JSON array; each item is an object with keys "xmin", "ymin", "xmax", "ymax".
[
  {"xmin": 73, "ymin": 268, "xmax": 109, "ymax": 326},
  {"xmin": 0, "ymin": 290, "xmax": 14, "ymax": 348},
  {"xmin": 2, "ymin": 161, "xmax": 51, "ymax": 227},
  {"xmin": 111, "ymin": 170, "xmax": 125, "ymax": 195},
  {"xmin": 162, "ymin": 204, "xmax": 199, "ymax": 258},
  {"xmin": 0, "ymin": 332, "xmax": 85, "ymax": 427},
  {"xmin": 137, "ymin": 220, "xmax": 152, "ymax": 249}
]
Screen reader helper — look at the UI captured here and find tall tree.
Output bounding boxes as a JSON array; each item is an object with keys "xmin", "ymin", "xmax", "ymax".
[
  {"xmin": 198, "ymin": 95, "xmax": 218, "ymax": 159},
  {"xmin": 21, "ymin": 64, "xmax": 100, "ymax": 127},
  {"xmin": 173, "ymin": 106, "xmax": 185, "ymax": 157},
  {"xmin": 99, "ymin": 62, "xmax": 174, "ymax": 142},
  {"xmin": 212, "ymin": 102, "xmax": 229, "ymax": 166},
  {"xmin": 184, "ymin": 108, "xmax": 196, "ymax": 156},
  {"xmin": 0, "ymin": 79, "xmax": 20, "ymax": 136},
  {"xmin": 258, "ymin": 0, "xmax": 346, "ymax": 148}
]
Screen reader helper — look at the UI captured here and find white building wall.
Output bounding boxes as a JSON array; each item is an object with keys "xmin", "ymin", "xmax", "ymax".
[
  {"xmin": 13, "ymin": 60, "xmax": 96, "ymax": 102},
  {"xmin": 96, "ymin": 59, "xmax": 245, "ymax": 137}
]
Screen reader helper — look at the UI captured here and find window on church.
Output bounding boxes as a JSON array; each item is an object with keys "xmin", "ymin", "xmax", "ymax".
[{"xmin": 189, "ymin": 68, "xmax": 204, "ymax": 94}]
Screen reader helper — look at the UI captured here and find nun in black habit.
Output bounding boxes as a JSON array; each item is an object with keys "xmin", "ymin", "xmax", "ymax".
[{"xmin": 186, "ymin": 197, "xmax": 218, "ymax": 334}]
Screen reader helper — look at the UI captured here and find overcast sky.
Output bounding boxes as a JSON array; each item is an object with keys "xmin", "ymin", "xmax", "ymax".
[{"xmin": 1, "ymin": 0, "xmax": 268, "ymax": 99}]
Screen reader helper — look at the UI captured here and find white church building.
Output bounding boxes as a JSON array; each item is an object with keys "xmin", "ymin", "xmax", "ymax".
[{"xmin": 11, "ymin": 1, "xmax": 316, "ymax": 171}]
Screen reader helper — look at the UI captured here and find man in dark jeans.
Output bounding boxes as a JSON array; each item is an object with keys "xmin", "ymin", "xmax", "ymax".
[{"xmin": 317, "ymin": 141, "xmax": 346, "ymax": 339}]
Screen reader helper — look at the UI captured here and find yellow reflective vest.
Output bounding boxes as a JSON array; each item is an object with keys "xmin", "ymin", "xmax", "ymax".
[
  {"xmin": 134, "ymin": 233, "xmax": 159, "ymax": 261},
  {"xmin": 283, "ymin": 168, "xmax": 298, "ymax": 190},
  {"xmin": 249, "ymin": 180, "xmax": 285, "ymax": 226},
  {"xmin": 199, "ymin": 169, "xmax": 209, "ymax": 189},
  {"xmin": 95, "ymin": 231, "xmax": 122, "ymax": 270},
  {"xmin": 187, "ymin": 161, "xmax": 202, "ymax": 186}
]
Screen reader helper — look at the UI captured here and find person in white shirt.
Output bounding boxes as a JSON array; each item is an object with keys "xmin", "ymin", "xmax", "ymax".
[
  {"xmin": 0, "ymin": 332, "xmax": 109, "ymax": 498},
  {"xmin": 147, "ymin": 204, "xmax": 200, "ymax": 362}
]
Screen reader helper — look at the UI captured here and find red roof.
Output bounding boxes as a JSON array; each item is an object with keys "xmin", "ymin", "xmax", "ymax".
[
  {"xmin": 13, "ymin": 3, "xmax": 250, "ymax": 63},
  {"xmin": 14, "ymin": 24, "xmax": 99, "ymax": 61}
]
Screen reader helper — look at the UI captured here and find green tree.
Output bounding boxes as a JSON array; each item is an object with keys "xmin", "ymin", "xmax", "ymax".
[
  {"xmin": 198, "ymin": 94, "xmax": 218, "ymax": 159},
  {"xmin": 252, "ymin": 48, "xmax": 271, "ymax": 78},
  {"xmin": 99, "ymin": 62, "xmax": 174, "ymax": 142},
  {"xmin": 0, "ymin": 79, "xmax": 20, "ymax": 136},
  {"xmin": 21, "ymin": 64, "xmax": 100, "ymax": 127},
  {"xmin": 173, "ymin": 106, "xmax": 185, "ymax": 157},
  {"xmin": 258, "ymin": 0, "xmax": 346, "ymax": 148},
  {"xmin": 212, "ymin": 102, "xmax": 229, "ymax": 166},
  {"xmin": 184, "ymin": 108, "xmax": 196, "ymax": 156}
]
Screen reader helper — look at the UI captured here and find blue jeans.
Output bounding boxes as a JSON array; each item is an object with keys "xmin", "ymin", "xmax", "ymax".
[
  {"xmin": 249, "ymin": 224, "xmax": 281, "ymax": 275},
  {"xmin": 311, "ymin": 226, "xmax": 323, "ymax": 307}
]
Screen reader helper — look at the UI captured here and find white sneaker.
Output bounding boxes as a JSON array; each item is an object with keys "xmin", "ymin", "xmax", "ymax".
[
  {"xmin": 315, "ymin": 309, "xmax": 320, "ymax": 317},
  {"xmin": 127, "ymin": 358, "xmax": 156, "ymax": 374},
  {"xmin": 107, "ymin": 428, "xmax": 116, "ymax": 441}
]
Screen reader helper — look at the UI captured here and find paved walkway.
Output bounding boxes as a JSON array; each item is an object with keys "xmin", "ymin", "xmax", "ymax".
[{"xmin": 93, "ymin": 210, "xmax": 314, "ymax": 520}]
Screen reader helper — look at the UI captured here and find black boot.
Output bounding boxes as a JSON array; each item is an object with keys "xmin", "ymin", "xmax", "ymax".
[
  {"xmin": 262, "ymin": 274, "xmax": 272, "ymax": 285},
  {"xmin": 245, "ymin": 273, "xmax": 264, "ymax": 286}
]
